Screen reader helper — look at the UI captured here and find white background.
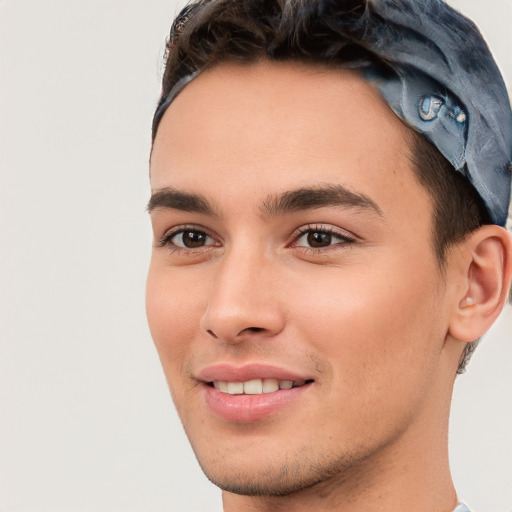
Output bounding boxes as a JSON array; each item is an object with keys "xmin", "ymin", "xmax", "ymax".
[{"xmin": 0, "ymin": 1, "xmax": 511, "ymax": 511}]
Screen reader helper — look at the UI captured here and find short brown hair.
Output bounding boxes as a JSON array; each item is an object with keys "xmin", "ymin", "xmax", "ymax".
[{"xmin": 154, "ymin": 0, "xmax": 491, "ymax": 372}]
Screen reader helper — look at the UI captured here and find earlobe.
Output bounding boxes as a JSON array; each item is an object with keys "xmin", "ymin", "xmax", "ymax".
[{"xmin": 449, "ymin": 226, "xmax": 512, "ymax": 343}]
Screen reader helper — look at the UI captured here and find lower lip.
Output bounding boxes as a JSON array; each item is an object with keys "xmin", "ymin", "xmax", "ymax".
[{"xmin": 203, "ymin": 383, "xmax": 311, "ymax": 422}]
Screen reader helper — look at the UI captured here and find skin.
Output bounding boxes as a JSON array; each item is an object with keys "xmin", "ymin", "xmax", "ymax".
[{"xmin": 147, "ymin": 61, "xmax": 511, "ymax": 511}]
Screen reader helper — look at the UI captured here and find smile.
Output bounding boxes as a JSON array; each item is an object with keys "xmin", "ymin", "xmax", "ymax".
[
  {"xmin": 211, "ymin": 378, "xmax": 310, "ymax": 395},
  {"xmin": 203, "ymin": 378, "xmax": 314, "ymax": 422}
]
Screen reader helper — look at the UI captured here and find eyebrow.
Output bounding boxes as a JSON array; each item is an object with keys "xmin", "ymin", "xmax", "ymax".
[
  {"xmin": 260, "ymin": 184, "xmax": 383, "ymax": 218},
  {"xmin": 147, "ymin": 183, "xmax": 383, "ymax": 219},
  {"xmin": 147, "ymin": 187, "xmax": 218, "ymax": 216}
]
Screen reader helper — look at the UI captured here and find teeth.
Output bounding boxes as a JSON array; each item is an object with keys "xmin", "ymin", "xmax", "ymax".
[
  {"xmin": 262, "ymin": 378, "xmax": 279, "ymax": 393},
  {"xmin": 213, "ymin": 381, "xmax": 229, "ymax": 392},
  {"xmin": 227, "ymin": 382, "xmax": 244, "ymax": 395},
  {"xmin": 212, "ymin": 378, "xmax": 307, "ymax": 395},
  {"xmin": 244, "ymin": 379, "xmax": 263, "ymax": 395}
]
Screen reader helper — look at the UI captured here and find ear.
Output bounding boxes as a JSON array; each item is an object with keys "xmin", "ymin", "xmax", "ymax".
[{"xmin": 448, "ymin": 225, "xmax": 512, "ymax": 343}]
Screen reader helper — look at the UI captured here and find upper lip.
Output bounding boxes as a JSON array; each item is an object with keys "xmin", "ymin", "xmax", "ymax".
[{"xmin": 196, "ymin": 363, "xmax": 314, "ymax": 383}]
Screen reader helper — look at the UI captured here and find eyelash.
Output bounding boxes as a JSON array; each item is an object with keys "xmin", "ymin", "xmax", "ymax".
[
  {"xmin": 290, "ymin": 224, "xmax": 357, "ymax": 252},
  {"xmin": 157, "ymin": 224, "xmax": 357, "ymax": 254}
]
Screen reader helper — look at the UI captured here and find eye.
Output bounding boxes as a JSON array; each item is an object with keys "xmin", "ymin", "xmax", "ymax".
[
  {"xmin": 293, "ymin": 226, "xmax": 356, "ymax": 249},
  {"xmin": 159, "ymin": 227, "xmax": 218, "ymax": 250},
  {"xmin": 173, "ymin": 230, "xmax": 213, "ymax": 248}
]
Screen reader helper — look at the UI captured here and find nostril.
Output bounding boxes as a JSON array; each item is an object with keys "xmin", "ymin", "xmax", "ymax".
[
  {"xmin": 204, "ymin": 326, "xmax": 268, "ymax": 342},
  {"xmin": 240, "ymin": 327, "xmax": 264, "ymax": 334}
]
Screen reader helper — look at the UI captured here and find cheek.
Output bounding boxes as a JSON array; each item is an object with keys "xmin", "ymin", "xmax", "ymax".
[
  {"xmin": 146, "ymin": 262, "xmax": 205, "ymax": 366},
  {"xmin": 287, "ymin": 262, "xmax": 445, "ymax": 443},
  {"xmin": 291, "ymin": 255, "xmax": 444, "ymax": 391}
]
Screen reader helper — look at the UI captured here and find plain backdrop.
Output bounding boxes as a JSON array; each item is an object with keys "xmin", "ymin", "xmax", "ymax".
[{"xmin": 0, "ymin": 1, "xmax": 511, "ymax": 511}]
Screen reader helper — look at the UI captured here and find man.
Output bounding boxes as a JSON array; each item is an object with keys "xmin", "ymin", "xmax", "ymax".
[{"xmin": 146, "ymin": 0, "xmax": 512, "ymax": 510}]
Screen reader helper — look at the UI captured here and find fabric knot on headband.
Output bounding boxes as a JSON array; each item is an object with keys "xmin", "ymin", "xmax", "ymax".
[{"xmin": 418, "ymin": 98, "xmax": 467, "ymax": 126}]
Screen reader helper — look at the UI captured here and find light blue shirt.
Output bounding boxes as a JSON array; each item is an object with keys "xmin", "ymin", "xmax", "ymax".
[{"xmin": 454, "ymin": 504, "xmax": 472, "ymax": 512}]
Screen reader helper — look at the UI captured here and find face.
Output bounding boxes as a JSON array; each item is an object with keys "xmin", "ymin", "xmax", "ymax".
[{"xmin": 147, "ymin": 61, "xmax": 454, "ymax": 496}]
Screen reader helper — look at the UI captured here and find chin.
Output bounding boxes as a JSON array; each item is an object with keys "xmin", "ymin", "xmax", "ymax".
[
  {"xmin": 194, "ymin": 444, "xmax": 365, "ymax": 497},
  {"xmin": 201, "ymin": 464, "xmax": 324, "ymax": 497}
]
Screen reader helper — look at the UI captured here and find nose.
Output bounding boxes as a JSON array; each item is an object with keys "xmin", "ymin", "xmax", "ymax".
[{"xmin": 200, "ymin": 250, "xmax": 285, "ymax": 344}]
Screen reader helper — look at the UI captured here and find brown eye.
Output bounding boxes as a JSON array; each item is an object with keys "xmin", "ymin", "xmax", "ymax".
[
  {"xmin": 171, "ymin": 229, "xmax": 214, "ymax": 249},
  {"xmin": 294, "ymin": 226, "xmax": 356, "ymax": 250},
  {"xmin": 307, "ymin": 231, "xmax": 332, "ymax": 247}
]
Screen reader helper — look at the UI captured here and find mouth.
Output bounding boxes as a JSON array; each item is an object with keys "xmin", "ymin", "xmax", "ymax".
[
  {"xmin": 202, "ymin": 376, "xmax": 314, "ymax": 422},
  {"xmin": 197, "ymin": 363, "xmax": 315, "ymax": 422},
  {"xmin": 208, "ymin": 378, "xmax": 314, "ymax": 395}
]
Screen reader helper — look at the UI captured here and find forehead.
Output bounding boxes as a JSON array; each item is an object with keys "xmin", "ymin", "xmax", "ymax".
[{"xmin": 150, "ymin": 60, "xmax": 432, "ymax": 227}]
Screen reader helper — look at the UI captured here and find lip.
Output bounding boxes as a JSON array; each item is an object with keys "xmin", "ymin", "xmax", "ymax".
[
  {"xmin": 197, "ymin": 363, "xmax": 314, "ymax": 423},
  {"xmin": 203, "ymin": 384, "xmax": 311, "ymax": 422}
]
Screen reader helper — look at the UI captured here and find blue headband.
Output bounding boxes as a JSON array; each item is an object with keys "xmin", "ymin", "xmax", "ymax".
[{"xmin": 152, "ymin": 0, "xmax": 512, "ymax": 227}]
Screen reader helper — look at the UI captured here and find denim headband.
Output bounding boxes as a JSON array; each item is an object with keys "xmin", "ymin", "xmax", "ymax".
[{"xmin": 152, "ymin": 0, "xmax": 512, "ymax": 227}]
